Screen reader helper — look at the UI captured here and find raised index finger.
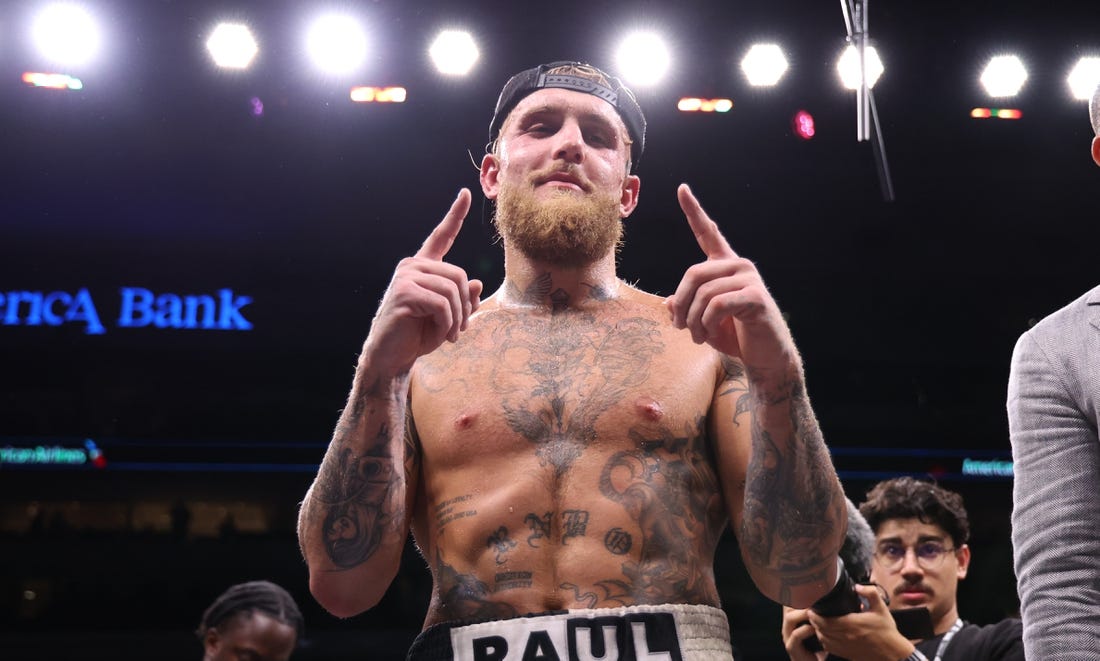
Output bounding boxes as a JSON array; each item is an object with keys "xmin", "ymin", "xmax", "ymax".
[
  {"xmin": 416, "ymin": 188, "xmax": 472, "ymax": 260},
  {"xmin": 677, "ymin": 183, "xmax": 737, "ymax": 259}
]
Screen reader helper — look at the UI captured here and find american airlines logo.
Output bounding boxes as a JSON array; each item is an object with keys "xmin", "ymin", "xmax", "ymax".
[
  {"xmin": 0, "ymin": 287, "xmax": 253, "ymax": 335},
  {"xmin": 451, "ymin": 612, "xmax": 684, "ymax": 661}
]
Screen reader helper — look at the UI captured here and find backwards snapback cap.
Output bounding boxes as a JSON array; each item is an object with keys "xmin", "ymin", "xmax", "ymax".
[{"xmin": 488, "ymin": 61, "xmax": 646, "ymax": 171}]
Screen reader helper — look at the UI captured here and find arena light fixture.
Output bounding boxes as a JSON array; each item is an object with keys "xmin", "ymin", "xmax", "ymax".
[
  {"xmin": 428, "ymin": 30, "xmax": 479, "ymax": 76},
  {"xmin": 837, "ymin": 44, "xmax": 884, "ymax": 90},
  {"xmin": 793, "ymin": 110, "xmax": 816, "ymax": 139},
  {"xmin": 31, "ymin": 3, "xmax": 101, "ymax": 66},
  {"xmin": 1067, "ymin": 57, "xmax": 1100, "ymax": 101},
  {"xmin": 970, "ymin": 107, "xmax": 1023, "ymax": 120},
  {"xmin": 980, "ymin": 55, "xmax": 1028, "ymax": 98},
  {"xmin": 206, "ymin": 23, "xmax": 259, "ymax": 70},
  {"xmin": 22, "ymin": 71, "xmax": 83, "ymax": 90},
  {"xmin": 740, "ymin": 44, "xmax": 789, "ymax": 87},
  {"xmin": 677, "ymin": 98, "xmax": 733, "ymax": 113},
  {"xmin": 613, "ymin": 31, "xmax": 671, "ymax": 87},
  {"xmin": 350, "ymin": 86, "xmax": 406, "ymax": 103},
  {"xmin": 305, "ymin": 13, "xmax": 367, "ymax": 75}
]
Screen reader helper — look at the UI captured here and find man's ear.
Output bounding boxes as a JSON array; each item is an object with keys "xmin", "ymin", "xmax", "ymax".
[
  {"xmin": 955, "ymin": 544, "xmax": 971, "ymax": 581},
  {"xmin": 480, "ymin": 153, "xmax": 500, "ymax": 200},
  {"xmin": 619, "ymin": 174, "xmax": 641, "ymax": 218},
  {"xmin": 203, "ymin": 628, "xmax": 221, "ymax": 660},
  {"xmin": 1092, "ymin": 136, "xmax": 1100, "ymax": 167}
]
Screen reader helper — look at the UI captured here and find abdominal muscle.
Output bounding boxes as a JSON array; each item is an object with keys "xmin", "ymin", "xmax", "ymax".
[{"xmin": 410, "ymin": 434, "xmax": 727, "ymax": 629}]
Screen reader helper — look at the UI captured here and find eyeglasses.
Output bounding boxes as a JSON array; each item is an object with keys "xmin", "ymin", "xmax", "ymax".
[{"xmin": 874, "ymin": 542, "xmax": 957, "ymax": 572}]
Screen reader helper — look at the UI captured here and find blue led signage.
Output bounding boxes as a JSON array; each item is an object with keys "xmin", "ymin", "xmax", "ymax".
[{"xmin": 1, "ymin": 287, "xmax": 253, "ymax": 334}]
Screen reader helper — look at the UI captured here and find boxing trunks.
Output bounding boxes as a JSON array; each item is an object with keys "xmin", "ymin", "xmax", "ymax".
[{"xmin": 406, "ymin": 603, "xmax": 733, "ymax": 660}]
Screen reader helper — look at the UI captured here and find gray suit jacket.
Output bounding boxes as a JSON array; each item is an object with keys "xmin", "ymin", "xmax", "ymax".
[{"xmin": 1009, "ymin": 284, "xmax": 1100, "ymax": 659}]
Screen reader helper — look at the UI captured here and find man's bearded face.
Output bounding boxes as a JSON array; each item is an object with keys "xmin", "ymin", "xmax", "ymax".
[{"xmin": 494, "ymin": 167, "xmax": 624, "ymax": 269}]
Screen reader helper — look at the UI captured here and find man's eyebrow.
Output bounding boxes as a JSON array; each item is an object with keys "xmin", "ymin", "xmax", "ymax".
[
  {"xmin": 876, "ymin": 534, "xmax": 947, "ymax": 546},
  {"xmin": 916, "ymin": 534, "xmax": 947, "ymax": 544},
  {"xmin": 515, "ymin": 104, "xmax": 619, "ymax": 129}
]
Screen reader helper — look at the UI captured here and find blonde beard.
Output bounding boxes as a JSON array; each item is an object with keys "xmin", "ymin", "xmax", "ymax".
[{"xmin": 494, "ymin": 182, "xmax": 624, "ymax": 269}]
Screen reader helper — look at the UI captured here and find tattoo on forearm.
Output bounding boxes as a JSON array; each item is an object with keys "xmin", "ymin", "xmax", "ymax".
[
  {"xmin": 737, "ymin": 372, "xmax": 840, "ymax": 584},
  {"xmin": 404, "ymin": 404, "xmax": 420, "ymax": 482},
  {"xmin": 718, "ymin": 356, "xmax": 752, "ymax": 425},
  {"xmin": 314, "ymin": 421, "xmax": 398, "ymax": 569}
]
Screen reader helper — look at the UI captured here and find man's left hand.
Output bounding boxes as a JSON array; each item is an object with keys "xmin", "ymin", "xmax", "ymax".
[{"xmin": 666, "ymin": 183, "xmax": 797, "ymax": 371}]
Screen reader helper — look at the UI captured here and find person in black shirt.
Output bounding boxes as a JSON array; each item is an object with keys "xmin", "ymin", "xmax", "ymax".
[{"xmin": 781, "ymin": 477, "xmax": 1023, "ymax": 660}]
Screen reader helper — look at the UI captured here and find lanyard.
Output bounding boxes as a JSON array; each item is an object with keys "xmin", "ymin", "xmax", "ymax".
[{"xmin": 933, "ymin": 618, "xmax": 964, "ymax": 661}]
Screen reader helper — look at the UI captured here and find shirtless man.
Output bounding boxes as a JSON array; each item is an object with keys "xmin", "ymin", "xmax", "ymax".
[{"xmin": 298, "ymin": 61, "xmax": 847, "ymax": 659}]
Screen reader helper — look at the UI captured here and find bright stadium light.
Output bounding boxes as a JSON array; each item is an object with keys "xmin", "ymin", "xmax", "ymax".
[
  {"xmin": 614, "ymin": 31, "xmax": 670, "ymax": 87},
  {"xmin": 31, "ymin": 3, "xmax": 101, "ymax": 66},
  {"xmin": 740, "ymin": 44, "xmax": 789, "ymax": 87},
  {"xmin": 837, "ymin": 44, "xmax": 884, "ymax": 90},
  {"xmin": 305, "ymin": 13, "xmax": 367, "ymax": 75},
  {"xmin": 428, "ymin": 30, "xmax": 479, "ymax": 76},
  {"xmin": 206, "ymin": 23, "xmax": 259, "ymax": 70},
  {"xmin": 980, "ymin": 55, "xmax": 1028, "ymax": 98},
  {"xmin": 1067, "ymin": 57, "xmax": 1100, "ymax": 101}
]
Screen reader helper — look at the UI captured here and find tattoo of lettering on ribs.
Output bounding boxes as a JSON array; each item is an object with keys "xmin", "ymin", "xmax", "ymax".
[
  {"xmin": 486, "ymin": 526, "xmax": 517, "ymax": 564},
  {"xmin": 434, "ymin": 494, "xmax": 477, "ymax": 535},
  {"xmin": 314, "ymin": 419, "xmax": 398, "ymax": 568},
  {"xmin": 494, "ymin": 571, "xmax": 533, "ymax": 592},
  {"xmin": 435, "ymin": 550, "xmax": 520, "ymax": 621},
  {"xmin": 597, "ymin": 417, "xmax": 725, "ymax": 605},
  {"xmin": 493, "ymin": 293, "xmax": 663, "ymax": 477},
  {"xmin": 738, "ymin": 374, "xmax": 838, "ymax": 585}
]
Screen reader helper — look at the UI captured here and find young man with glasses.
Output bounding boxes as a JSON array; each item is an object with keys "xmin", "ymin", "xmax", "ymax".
[{"xmin": 781, "ymin": 477, "xmax": 1023, "ymax": 660}]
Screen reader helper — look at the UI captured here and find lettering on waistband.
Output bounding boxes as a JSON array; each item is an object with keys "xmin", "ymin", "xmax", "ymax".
[{"xmin": 451, "ymin": 612, "xmax": 684, "ymax": 661}]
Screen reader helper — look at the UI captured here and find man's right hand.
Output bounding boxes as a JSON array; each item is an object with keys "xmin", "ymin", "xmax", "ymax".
[
  {"xmin": 782, "ymin": 606, "xmax": 828, "ymax": 661},
  {"xmin": 364, "ymin": 188, "xmax": 484, "ymax": 376}
]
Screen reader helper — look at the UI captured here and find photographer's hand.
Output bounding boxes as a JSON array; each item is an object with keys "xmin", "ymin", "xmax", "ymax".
[
  {"xmin": 781, "ymin": 606, "xmax": 827, "ymax": 661},
  {"xmin": 807, "ymin": 584, "xmax": 916, "ymax": 661}
]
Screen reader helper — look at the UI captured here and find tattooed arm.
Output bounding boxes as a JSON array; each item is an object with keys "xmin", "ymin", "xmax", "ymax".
[
  {"xmin": 297, "ymin": 190, "xmax": 482, "ymax": 617},
  {"xmin": 298, "ymin": 369, "xmax": 413, "ymax": 616},
  {"xmin": 667, "ymin": 183, "xmax": 846, "ymax": 608}
]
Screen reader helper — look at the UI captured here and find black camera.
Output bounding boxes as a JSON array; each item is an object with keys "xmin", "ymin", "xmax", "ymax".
[{"xmin": 801, "ymin": 558, "xmax": 934, "ymax": 654}]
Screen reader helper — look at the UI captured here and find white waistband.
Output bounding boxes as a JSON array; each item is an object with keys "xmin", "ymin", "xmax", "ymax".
[{"xmin": 447, "ymin": 603, "xmax": 732, "ymax": 660}]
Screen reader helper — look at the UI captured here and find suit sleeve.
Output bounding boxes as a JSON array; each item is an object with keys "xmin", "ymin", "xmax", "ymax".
[{"xmin": 1008, "ymin": 330, "xmax": 1100, "ymax": 658}]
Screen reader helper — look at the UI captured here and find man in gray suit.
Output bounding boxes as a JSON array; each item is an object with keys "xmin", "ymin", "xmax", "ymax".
[{"xmin": 1007, "ymin": 82, "xmax": 1100, "ymax": 659}]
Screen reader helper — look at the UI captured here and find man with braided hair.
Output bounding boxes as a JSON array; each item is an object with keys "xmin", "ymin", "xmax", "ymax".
[
  {"xmin": 298, "ymin": 60, "xmax": 848, "ymax": 660},
  {"xmin": 197, "ymin": 580, "xmax": 303, "ymax": 661}
]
